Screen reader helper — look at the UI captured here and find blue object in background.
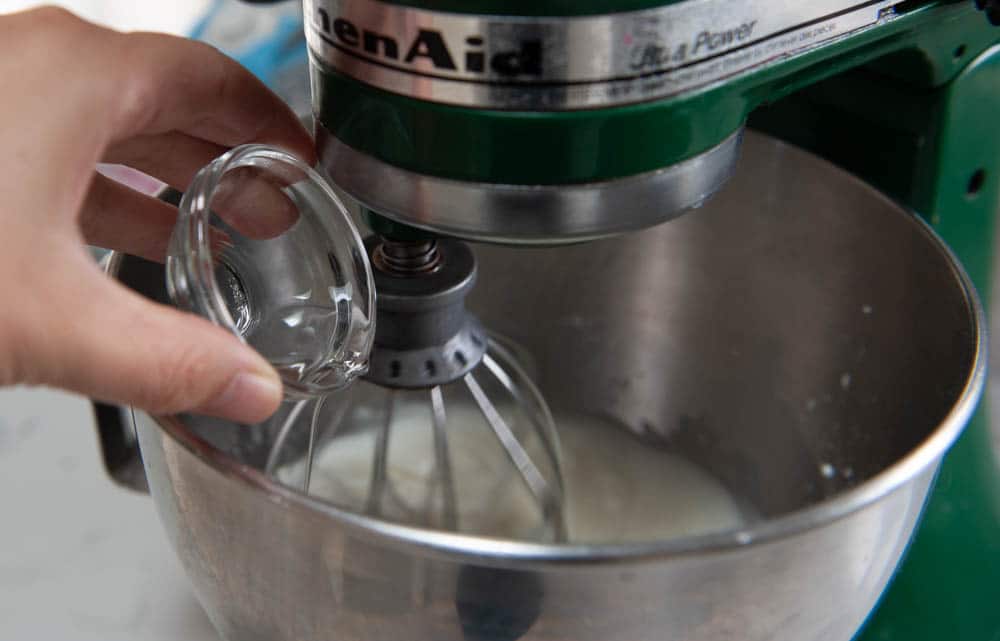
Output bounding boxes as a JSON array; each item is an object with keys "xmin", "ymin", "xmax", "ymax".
[{"xmin": 190, "ymin": 0, "xmax": 311, "ymax": 115}]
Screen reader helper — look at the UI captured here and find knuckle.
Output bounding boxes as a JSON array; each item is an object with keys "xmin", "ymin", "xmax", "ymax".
[
  {"xmin": 29, "ymin": 5, "xmax": 79, "ymax": 28},
  {"xmin": 25, "ymin": 6, "xmax": 91, "ymax": 44},
  {"xmin": 115, "ymin": 36, "xmax": 221, "ymax": 137},
  {"xmin": 116, "ymin": 62, "xmax": 161, "ymax": 135},
  {"xmin": 8, "ymin": 6, "xmax": 81, "ymax": 53}
]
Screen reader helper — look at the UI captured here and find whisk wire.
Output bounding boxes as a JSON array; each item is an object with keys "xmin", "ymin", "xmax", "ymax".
[
  {"xmin": 263, "ymin": 340, "xmax": 565, "ymax": 541},
  {"xmin": 463, "ymin": 371, "xmax": 564, "ymax": 538},
  {"xmin": 430, "ymin": 386, "xmax": 459, "ymax": 530},
  {"xmin": 482, "ymin": 349, "xmax": 565, "ymax": 500},
  {"xmin": 366, "ymin": 389, "xmax": 395, "ymax": 516}
]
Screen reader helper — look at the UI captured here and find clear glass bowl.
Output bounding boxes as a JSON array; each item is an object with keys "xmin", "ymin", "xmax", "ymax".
[{"xmin": 167, "ymin": 145, "xmax": 375, "ymax": 399}]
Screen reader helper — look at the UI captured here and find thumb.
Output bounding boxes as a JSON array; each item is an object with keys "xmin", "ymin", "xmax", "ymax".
[{"xmin": 11, "ymin": 251, "xmax": 282, "ymax": 423}]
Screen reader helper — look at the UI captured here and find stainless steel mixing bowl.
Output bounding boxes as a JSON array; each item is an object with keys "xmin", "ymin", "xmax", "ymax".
[{"xmin": 105, "ymin": 131, "xmax": 984, "ymax": 641}]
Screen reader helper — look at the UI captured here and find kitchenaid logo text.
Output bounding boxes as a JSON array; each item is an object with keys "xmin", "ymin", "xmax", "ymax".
[
  {"xmin": 313, "ymin": 9, "xmax": 542, "ymax": 77},
  {"xmin": 307, "ymin": 0, "xmax": 884, "ymax": 109},
  {"xmin": 630, "ymin": 21, "xmax": 758, "ymax": 71}
]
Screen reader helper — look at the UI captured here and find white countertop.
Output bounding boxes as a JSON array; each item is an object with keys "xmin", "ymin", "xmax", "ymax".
[
  {"xmin": 0, "ymin": 0, "xmax": 209, "ymax": 34},
  {"xmin": 0, "ymin": 387, "xmax": 221, "ymax": 641}
]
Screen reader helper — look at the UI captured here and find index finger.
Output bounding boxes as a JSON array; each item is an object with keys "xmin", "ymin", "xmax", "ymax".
[{"xmin": 106, "ymin": 30, "xmax": 315, "ymax": 163}]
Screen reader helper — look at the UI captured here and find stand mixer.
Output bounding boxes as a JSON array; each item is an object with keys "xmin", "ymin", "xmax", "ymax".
[{"xmin": 95, "ymin": 1, "xmax": 1000, "ymax": 640}]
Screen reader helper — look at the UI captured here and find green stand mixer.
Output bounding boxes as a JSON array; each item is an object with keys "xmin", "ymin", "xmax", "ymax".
[
  {"xmin": 98, "ymin": 1, "xmax": 1000, "ymax": 639},
  {"xmin": 306, "ymin": 3, "xmax": 1000, "ymax": 636}
]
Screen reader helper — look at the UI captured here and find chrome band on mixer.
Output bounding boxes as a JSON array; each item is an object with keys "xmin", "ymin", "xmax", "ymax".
[
  {"xmin": 317, "ymin": 125, "xmax": 743, "ymax": 243},
  {"xmin": 304, "ymin": 0, "xmax": 904, "ymax": 109}
]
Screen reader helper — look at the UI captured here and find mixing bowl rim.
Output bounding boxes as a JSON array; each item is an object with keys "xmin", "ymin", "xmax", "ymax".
[{"xmin": 115, "ymin": 132, "xmax": 987, "ymax": 565}]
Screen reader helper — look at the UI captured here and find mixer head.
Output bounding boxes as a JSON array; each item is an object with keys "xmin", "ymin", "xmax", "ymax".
[{"xmin": 299, "ymin": 0, "xmax": 987, "ymax": 244}]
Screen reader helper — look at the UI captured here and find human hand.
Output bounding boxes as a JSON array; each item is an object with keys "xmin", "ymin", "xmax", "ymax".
[{"xmin": 0, "ymin": 7, "xmax": 316, "ymax": 423}]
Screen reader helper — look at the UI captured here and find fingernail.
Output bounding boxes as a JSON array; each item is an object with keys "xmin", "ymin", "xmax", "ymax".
[{"xmin": 202, "ymin": 370, "xmax": 283, "ymax": 423}]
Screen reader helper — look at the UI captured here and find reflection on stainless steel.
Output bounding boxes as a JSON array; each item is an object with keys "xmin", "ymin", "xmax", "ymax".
[
  {"xmin": 110, "ymin": 132, "xmax": 983, "ymax": 641},
  {"xmin": 318, "ymin": 125, "xmax": 743, "ymax": 243}
]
